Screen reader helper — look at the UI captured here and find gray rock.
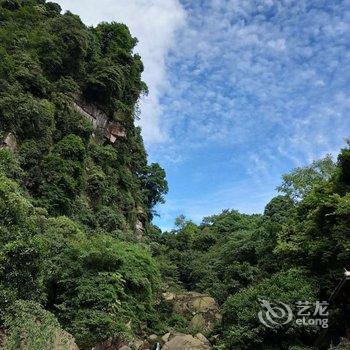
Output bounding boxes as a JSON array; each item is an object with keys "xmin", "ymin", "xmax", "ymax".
[
  {"xmin": 119, "ymin": 346, "xmax": 131, "ymax": 350},
  {"xmin": 161, "ymin": 333, "xmax": 211, "ymax": 350},
  {"xmin": 161, "ymin": 333, "xmax": 171, "ymax": 343}
]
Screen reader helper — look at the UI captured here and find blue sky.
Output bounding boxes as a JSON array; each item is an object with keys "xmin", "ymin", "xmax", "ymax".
[{"xmin": 56, "ymin": 0, "xmax": 350, "ymax": 230}]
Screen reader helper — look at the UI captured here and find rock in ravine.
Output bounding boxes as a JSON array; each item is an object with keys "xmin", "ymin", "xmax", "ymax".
[{"xmin": 161, "ymin": 333, "xmax": 211, "ymax": 350}]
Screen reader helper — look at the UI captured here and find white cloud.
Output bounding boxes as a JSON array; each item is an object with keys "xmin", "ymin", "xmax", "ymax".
[
  {"xmin": 154, "ymin": 0, "xmax": 350, "ymax": 164},
  {"xmin": 55, "ymin": 0, "xmax": 186, "ymax": 143},
  {"xmin": 148, "ymin": 0, "xmax": 350, "ymax": 227}
]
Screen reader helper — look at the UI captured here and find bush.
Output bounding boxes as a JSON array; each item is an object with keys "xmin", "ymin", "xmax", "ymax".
[
  {"xmin": 42, "ymin": 233, "xmax": 161, "ymax": 348},
  {"xmin": 222, "ymin": 269, "xmax": 317, "ymax": 349},
  {"xmin": 2, "ymin": 300, "xmax": 77, "ymax": 350}
]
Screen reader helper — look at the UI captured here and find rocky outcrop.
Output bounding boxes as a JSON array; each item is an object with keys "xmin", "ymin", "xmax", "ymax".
[
  {"xmin": 97, "ymin": 292, "xmax": 220, "ymax": 350},
  {"xmin": 72, "ymin": 101, "xmax": 126, "ymax": 143},
  {"xmin": 135, "ymin": 206, "xmax": 148, "ymax": 238},
  {"xmin": 162, "ymin": 292, "xmax": 221, "ymax": 333},
  {"xmin": 162, "ymin": 333, "xmax": 211, "ymax": 350},
  {"xmin": 113, "ymin": 332, "xmax": 212, "ymax": 350},
  {"xmin": 0, "ymin": 132, "xmax": 18, "ymax": 152}
]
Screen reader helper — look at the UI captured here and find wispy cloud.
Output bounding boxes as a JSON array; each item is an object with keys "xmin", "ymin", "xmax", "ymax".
[
  {"xmin": 151, "ymin": 0, "xmax": 350, "ymax": 227},
  {"xmin": 152, "ymin": 0, "xmax": 350, "ymax": 162}
]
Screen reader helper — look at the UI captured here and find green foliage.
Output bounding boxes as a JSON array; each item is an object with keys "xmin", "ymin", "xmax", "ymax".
[
  {"xmin": 0, "ymin": 1, "xmax": 167, "ymax": 347},
  {"xmin": 2, "ymin": 300, "xmax": 75, "ymax": 350},
  {"xmin": 0, "ymin": 149, "xmax": 22, "ymax": 178},
  {"xmin": 153, "ymin": 211, "xmax": 264, "ymax": 302},
  {"xmin": 0, "ymin": 174, "xmax": 46, "ymax": 317},
  {"xmin": 222, "ymin": 269, "xmax": 316, "ymax": 349},
  {"xmin": 40, "ymin": 135, "xmax": 86, "ymax": 215},
  {"xmin": 264, "ymin": 195, "xmax": 295, "ymax": 223},
  {"xmin": 38, "ymin": 12, "xmax": 88, "ymax": 77},
  {"xmin": 277, "ymin": 155, "xmax": 336, "ymax": 201},
  {"xmin": 335, "ymin": 142, "xmax": 350, "ymax": 194},
  {"xmin": 0, "ymin": 0, "xmax": 166, "ymax": 228},
  {"xmin": 43, "ymin": 234, "xmax": 160, "ymax": 348},
  {"xmin": 150, "ymin": 145, "xmax": 350, "ymax": 349},
  {"xmin": 0, "ymin": 94, "xmax": 55, "ymax": 141},
  {"xmin": 140, "ymin": 163, "xmax": 169, "ymax": 215},
  {"xmin": 276, "ymin": 145, "xmax": 350, "ymax": 297}
]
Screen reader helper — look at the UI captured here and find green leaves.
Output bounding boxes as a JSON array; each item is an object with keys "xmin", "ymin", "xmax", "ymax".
[
  {"xmin": 46, "ymin": 235, "xmax": 160, "ymax": 348},
  {"xmin": 222, "ymin": 269, "xmax": 316, "ymax": 349},
  {"xmin": 277, "ymin": 155, "xmax": 336, "ymax": 201},
  {"xmin": 2, "ymin": 300, "xmax": 76, "ymax": 350},
  {"xmin": 0, "ymin": 1, "xmax": 166, "ymax": 347},
  {"xmin": 140, "ymin": 163, "xmax": 169, "ymax": 212},
  {"xmin": 0, "ymin": 94, "xmax": 55, "ymax": 141},
  {"xmin": 276, "ymin": 145, "xmax": 350, "ymax": 294},
  {"xmin": 150, "ymin": 145, "xmax": 350, "ymax": 349}
]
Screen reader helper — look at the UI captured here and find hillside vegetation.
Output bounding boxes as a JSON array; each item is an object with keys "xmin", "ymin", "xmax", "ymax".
[
  {"xmin": 0, "ymin": 0, "xmax": 168, "ymax": 348},
  {"xmin": 153, "ymin": 152, "xmax": 350, "ymax": 349},
  {"xmin": 0, "ymin": 1, "xmax": 349, "ymax": 350}
]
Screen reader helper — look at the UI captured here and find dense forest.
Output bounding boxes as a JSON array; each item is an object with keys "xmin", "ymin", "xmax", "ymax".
[{"xmin": 0, "ymin": 1, "xmax": 349, "ymax": 349}]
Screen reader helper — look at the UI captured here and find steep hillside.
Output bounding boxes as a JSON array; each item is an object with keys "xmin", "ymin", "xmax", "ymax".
[
  {"xmin": 0, "ymin": 0, "xmax": 168, "ymax": 230},
  {"xmin": 0, "ymin": 0, "xmax": 168, "ymax": 348}
]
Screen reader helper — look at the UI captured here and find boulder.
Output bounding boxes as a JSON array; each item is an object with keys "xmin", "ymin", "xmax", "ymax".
[
  {"xmin": 161, "ymin": 333, "xmax": 171, "ymax": 343},
  {"xmin": 132, "ymin": 339, "xmax": 145, "ymax": 349},
  {"xmin": 161, "ymin": 333, "xmax": 211, "ymax": 350},
  {"xmin": 190, "ymin": 314, "xmax": 206, "ymax": 331},
  {"xmin": 162, "ymin": 292, "xmax": 221, "ymax": 333},
  {"xmin": 0, "ymin": 133, "xmax": 18, "ymax": 152},
  {"xmin": 195, "ymin": 333, "xmax": 210, "ymax": 345},
  {"xmin": 54, "ymin": 330, "xmax": 79, "ymax": 350},
  {"xmin": 149, "ymin": 334, "xmax": 158, "ymax": 342},
  {"xmin": 192, "ymin": 296, "xmax": 217, "ymax": 313},
  {"xmin": 118, "ymin": 346, "xmax": 131, "ymax": 350},
  {"xmin": 162, "ymin": 292, "xmax": 176, "ymax": 301}
]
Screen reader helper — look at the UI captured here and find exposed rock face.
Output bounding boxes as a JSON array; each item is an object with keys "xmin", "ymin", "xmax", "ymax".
[
  {"xmin": 135, "ymin": 206, "xmax": 147, "ymax": 238},
  {"xmin": 0, "ymin": 133, "xmax": 18, "ymax": 152},
  {"xmin": 72, "ymin": 101, "xmax": 126, "ymax": 143},
  {"xmin": 163, "ymin": 292, "xmax": 221, "ymax": 333},
  {"xmin": 161, "ymin": 333, "xmax": 211, "ymax": 350},
  {"xmin": 115, "ymin": 333, "xmax": 212, "ymax": 350},
  {"xmin": 97, "ymin": 293, "xmax": 219, "ymax": 350},
  {"xmin": 135, "ymin": 219, "xmax": 145, "ymax": 237}
]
